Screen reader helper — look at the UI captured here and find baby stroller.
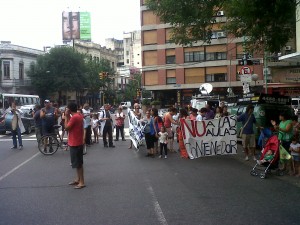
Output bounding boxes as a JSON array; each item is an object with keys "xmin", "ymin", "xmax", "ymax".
[{"xmin": 250, "ymin": 135, "xmax": 280, "ymax": 179}]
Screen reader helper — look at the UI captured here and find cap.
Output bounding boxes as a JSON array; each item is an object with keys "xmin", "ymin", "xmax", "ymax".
[{"xmin": 44, "ymin": 99, "xmax": 50, "ymax": 103}]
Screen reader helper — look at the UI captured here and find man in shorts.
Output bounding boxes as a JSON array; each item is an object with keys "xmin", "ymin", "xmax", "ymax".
[
  {"xmin": 65, "ymin": 102, "xmax": 85, "ymax": 189},
  {"xmin": 237, "ymin": 104, "xmax": 257, "ymax": 161}
]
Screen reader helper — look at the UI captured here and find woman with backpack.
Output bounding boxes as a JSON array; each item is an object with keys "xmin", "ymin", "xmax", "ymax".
[
  {"xmin": 163, "ymin": 107, "xmax": 179, "ymax": 153},
  {"xmin": 151, "ymin": 108, "xmax": 163, "ymax": 155}
]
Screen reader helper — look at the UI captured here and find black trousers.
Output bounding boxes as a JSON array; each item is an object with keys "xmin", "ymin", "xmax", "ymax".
[
  {"xmin": 115, "ymin": 125, "xmax": 124, "ymax": 140},
  {"xmin": 103, "ymin": 125, "xmax": 113, "ymax": 146},
  {"xmin": 85, "ymin": 125, "xmax": 92, "ymax": 145}
]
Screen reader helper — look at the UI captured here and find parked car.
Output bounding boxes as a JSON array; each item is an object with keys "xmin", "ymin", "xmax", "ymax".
[{"xmin": 0, "ymin": 108, "xmax": 35, "ymax": 135}]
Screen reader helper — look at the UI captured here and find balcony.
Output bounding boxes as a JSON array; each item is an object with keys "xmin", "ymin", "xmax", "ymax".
[{"xmin": 0, "ymin": 79, "xmax": 32, "ymax": 88}]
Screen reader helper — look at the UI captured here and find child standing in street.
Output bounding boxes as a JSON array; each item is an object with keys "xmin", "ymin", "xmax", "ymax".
[
  {"xmin": 158, "ymin": 126, "xmax": 168, "ymax": 159},
  {"xmin": 92, "ymin": 113, "xmax": 99, "ymax": 143},
  {"xmin": 289, "ymin": 136, "xmax": 300, "ymax": 176}
]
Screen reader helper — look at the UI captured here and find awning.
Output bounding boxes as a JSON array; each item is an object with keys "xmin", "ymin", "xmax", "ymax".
[{"xmin": 279, "ymin": 52, "xmax": 300, "ymax": 62}]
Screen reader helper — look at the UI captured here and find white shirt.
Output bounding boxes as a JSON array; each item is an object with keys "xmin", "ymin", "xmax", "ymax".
[
  {"xmin": 290, "ymin": 143, "xmax": 300, "ymax": 156},
  {"xmin": 158, "ymin": 131, "xmax": 168, "ymax": 144}
]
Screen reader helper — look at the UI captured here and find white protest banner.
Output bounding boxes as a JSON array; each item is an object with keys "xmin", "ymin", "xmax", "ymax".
[
  {"xmin": 180, "ymin": 115, "xmax": 237, "ymax": 159},
  {"xmin": 127, "ymin": 109, "xmax": 145, "ymax": 149}
]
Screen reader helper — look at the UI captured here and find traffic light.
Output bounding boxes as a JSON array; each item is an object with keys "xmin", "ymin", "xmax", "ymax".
[
  {"xmin": 136, "ymin": 88, "xmax": 141, "ymax": 97},
  {"xmin": 238, "ymin": 59, "xmax": 254, "ymax": 66},
  {"xmin": 99, "ymin": 72, "xmax": 103, "ymax": 80}
]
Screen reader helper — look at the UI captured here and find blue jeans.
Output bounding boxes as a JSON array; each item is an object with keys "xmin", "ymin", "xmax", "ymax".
[{"xmin": 12, "ymin": 127, "xmax": 22, "ymax": 147}]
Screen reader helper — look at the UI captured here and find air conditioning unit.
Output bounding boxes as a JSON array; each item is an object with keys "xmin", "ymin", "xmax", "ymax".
[
  {"xmin": 285, "ymin": 46, "xmax": 292, "ymax": 51},
  {"xmin": 217, "ymin": 32, "xmax": 226, "ymax": 38},
  {"xmin": 217, "ymin": 11, "xmax": 224, "ymax": 16}
]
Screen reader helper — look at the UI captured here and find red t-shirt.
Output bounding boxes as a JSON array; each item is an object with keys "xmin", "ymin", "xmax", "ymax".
[{"xmin": 67, "ymin": 113, "xmax": 84, "ymax": 146}]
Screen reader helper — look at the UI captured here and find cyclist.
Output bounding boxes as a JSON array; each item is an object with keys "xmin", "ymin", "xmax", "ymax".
[{"xmin": 40, "ymin": 99, "xmax": 59, "ymax": 152}]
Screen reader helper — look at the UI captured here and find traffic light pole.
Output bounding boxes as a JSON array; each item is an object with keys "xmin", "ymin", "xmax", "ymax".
[{"xmin": 264, "ymin": 50, "xmax": 268, "ymax": 94}]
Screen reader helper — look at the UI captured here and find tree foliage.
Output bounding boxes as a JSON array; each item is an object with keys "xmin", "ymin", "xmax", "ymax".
[
  {"xmin": 27, "ymin": 47, "xmax": 87, "ymax": 99},
  {"xmin": 146, "ymin": 0, "xmax": 297, "ymax": 52},
  {"xmin": 27, "ymin": 47, "xmax": 115, "ymax": 104}
]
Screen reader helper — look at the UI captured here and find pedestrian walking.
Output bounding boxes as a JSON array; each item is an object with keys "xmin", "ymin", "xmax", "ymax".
[
  {"xmin": 1, "ymin": 102, "xmax": 25, "ymax": 150},
  {"xmin": 65, "ymin": 102, "xmax": 85, "ymax": 189}
]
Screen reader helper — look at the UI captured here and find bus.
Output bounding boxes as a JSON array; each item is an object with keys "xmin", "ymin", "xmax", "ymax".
[{"xmin": 0, "ymin": 93, "xmax": 40, "ymax": 113}]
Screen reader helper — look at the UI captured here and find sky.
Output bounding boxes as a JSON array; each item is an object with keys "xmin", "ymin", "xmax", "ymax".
[{"xmin": 0, "ymin": 0, "xmax": 141, "ymax": 50}]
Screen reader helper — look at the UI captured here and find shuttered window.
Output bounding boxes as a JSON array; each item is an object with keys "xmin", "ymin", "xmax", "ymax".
[
  {"xmin": 145, "ymin": 71, "xmax": 159, "ymax": 85},
  {"xmin": 144, "ymin": 51, "xmax": 157, "ymax": 66},
  {"xmin": 185, "ymin": 68, "xmax": 205, "ymax": 84},
  {"xmin": 143, "ymin": 30, "xmax": 157, "ymax": 45}
]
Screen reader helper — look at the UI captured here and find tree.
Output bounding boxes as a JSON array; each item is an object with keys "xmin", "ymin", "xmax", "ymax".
[
  {"xmin": 85, "ymin": 58, "xmax": 115, "ymax": 107},
  {"xmin": 27, "ymin": 47, "xmax": 87, "ymax": 101},
  {"xmin": 146, "ymin": 0, "xmax": 297, "ymax": 52},
  {"xmin": 123, "ymin": 73, "xmax": 142, "ymax": 102}
]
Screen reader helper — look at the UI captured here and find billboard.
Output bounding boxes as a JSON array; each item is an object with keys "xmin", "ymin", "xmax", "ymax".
[{"xmin": 62, "ymin": 11, "xmax": 91, "ymax": 41}]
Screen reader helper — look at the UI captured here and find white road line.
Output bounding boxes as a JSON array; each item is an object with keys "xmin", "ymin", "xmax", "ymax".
[
  {"xmin": 146, "ymin": 179, "xmax": 168, "ymax": 225},
  {"xmin": 0, "ymin": 152, "xmax": 40, "ymax": 182}
]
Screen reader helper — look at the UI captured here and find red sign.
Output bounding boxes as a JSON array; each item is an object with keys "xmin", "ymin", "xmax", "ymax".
[{"xmin": 239, "ymin": 66, "xmax": 252, "ymax": 75}]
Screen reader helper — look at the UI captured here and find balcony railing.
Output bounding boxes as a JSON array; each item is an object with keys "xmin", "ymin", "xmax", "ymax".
[{"xmin": 0, "ymin": 79, "xmax": 32, "ymax": 87}]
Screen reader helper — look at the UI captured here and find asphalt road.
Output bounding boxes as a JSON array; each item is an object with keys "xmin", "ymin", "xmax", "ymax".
[{"xmin": 0, "ymin": 131, "xmax": 300, "ymax": 225}]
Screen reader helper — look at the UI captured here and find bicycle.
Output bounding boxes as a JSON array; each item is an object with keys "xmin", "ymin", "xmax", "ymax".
[{"xmin": 38, "ymin": 125, "xmax": 68, "ymax": 155}]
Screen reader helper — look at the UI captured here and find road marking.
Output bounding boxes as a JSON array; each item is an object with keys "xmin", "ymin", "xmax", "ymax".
[
  {"xmin": 0, "ymin": 152, "xmax": 40, "ymax": 182},
  {"xmin": 145, "ymin": 179, "xmax": 168, "ymax": 225}
]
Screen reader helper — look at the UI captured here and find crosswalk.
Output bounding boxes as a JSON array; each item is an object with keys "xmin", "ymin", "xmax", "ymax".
[{"xmin": 0, "ymin": 128, "xmax": 131, "ymax": 140}]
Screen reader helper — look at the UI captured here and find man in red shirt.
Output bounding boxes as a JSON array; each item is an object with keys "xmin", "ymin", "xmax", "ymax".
[{"xmin": 64, "ymin": 102, "xmax": 85, "ymax": 189}]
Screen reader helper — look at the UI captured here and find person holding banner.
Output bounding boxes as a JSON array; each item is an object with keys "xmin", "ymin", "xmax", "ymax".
[
  {"xmin": 128, "ymin": 103, "xmax": 143, "ymax": 149},
  {"xmin": 237, "ymin": 104, "xmax": 257, "ymax": 161}
]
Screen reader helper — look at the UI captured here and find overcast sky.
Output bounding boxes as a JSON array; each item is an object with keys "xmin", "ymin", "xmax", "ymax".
[{"xmin": 0, "ymin": 0, "xmax": 141, "ymax": 50}]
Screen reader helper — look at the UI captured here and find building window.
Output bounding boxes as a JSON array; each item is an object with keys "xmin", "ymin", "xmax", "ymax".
[
  {"xmin": 166, "ymin": 55, "xmax": 176, "ymax": 64},
  {"xmin": 126, "ymin": 59, "xmax": 129, "ymax": 64},
  {"xmin": 205, "ymin": 52, "xmax": 227, "ymax": 61},
  {"xmin": 205, "ymin": 73, "xmax": 227, "ymax": 82},
  {"xmin": 126, "ymin": 51, "xmax": 129, "ymax": 55},
  {"xmin": 3, "ymin": 61, "xmax": 10, "ymax": 79},
  {"xmin": 184, "ymin": 52, "xmax": 205, "ymax": 62},
  {"xmin": 19, "ymin": 62, "xmax": 24, "ymax": 80},
  {"xmin": 167, "ymin": 77, "xmax": 176, "ymax": 84}
]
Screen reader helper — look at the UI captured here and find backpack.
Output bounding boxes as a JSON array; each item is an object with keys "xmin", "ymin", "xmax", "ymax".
[{"xmin": 155, "ymin": 116, "xmax": 163, "ymax": 131}]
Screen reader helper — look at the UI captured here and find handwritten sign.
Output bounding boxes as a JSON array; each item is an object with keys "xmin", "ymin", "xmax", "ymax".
[{"xmin": 180, "ymin": 115, "xmax": 237, "ymax": 159}]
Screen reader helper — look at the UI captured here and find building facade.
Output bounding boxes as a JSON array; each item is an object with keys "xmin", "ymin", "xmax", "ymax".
[
  {"xmin": 140, "ymin": 1, "xmax": 300, "ymax": 107},
  {"xmin": 0, "ymin": 41, "xmax": 44, "ymax": 94},
  {"xmin": 105, "ymin": 38, "xmax": 124, "ymax": 67},
  {"xmin": 123, "ymin": 31, "xmax": 142, "ymax": 69}
]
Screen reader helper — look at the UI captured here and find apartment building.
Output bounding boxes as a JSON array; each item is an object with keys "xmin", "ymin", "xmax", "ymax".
[
  {"xmin": 123, "ymin": 31, "xmax": 142, "ymax": 69},
  {"xmin": 140, "ymin": 1, "xmax": 266, "ymax": 107},
  {"xmin": 0, "ymin": 41, "xmax": 44, "ymax": 94}
]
